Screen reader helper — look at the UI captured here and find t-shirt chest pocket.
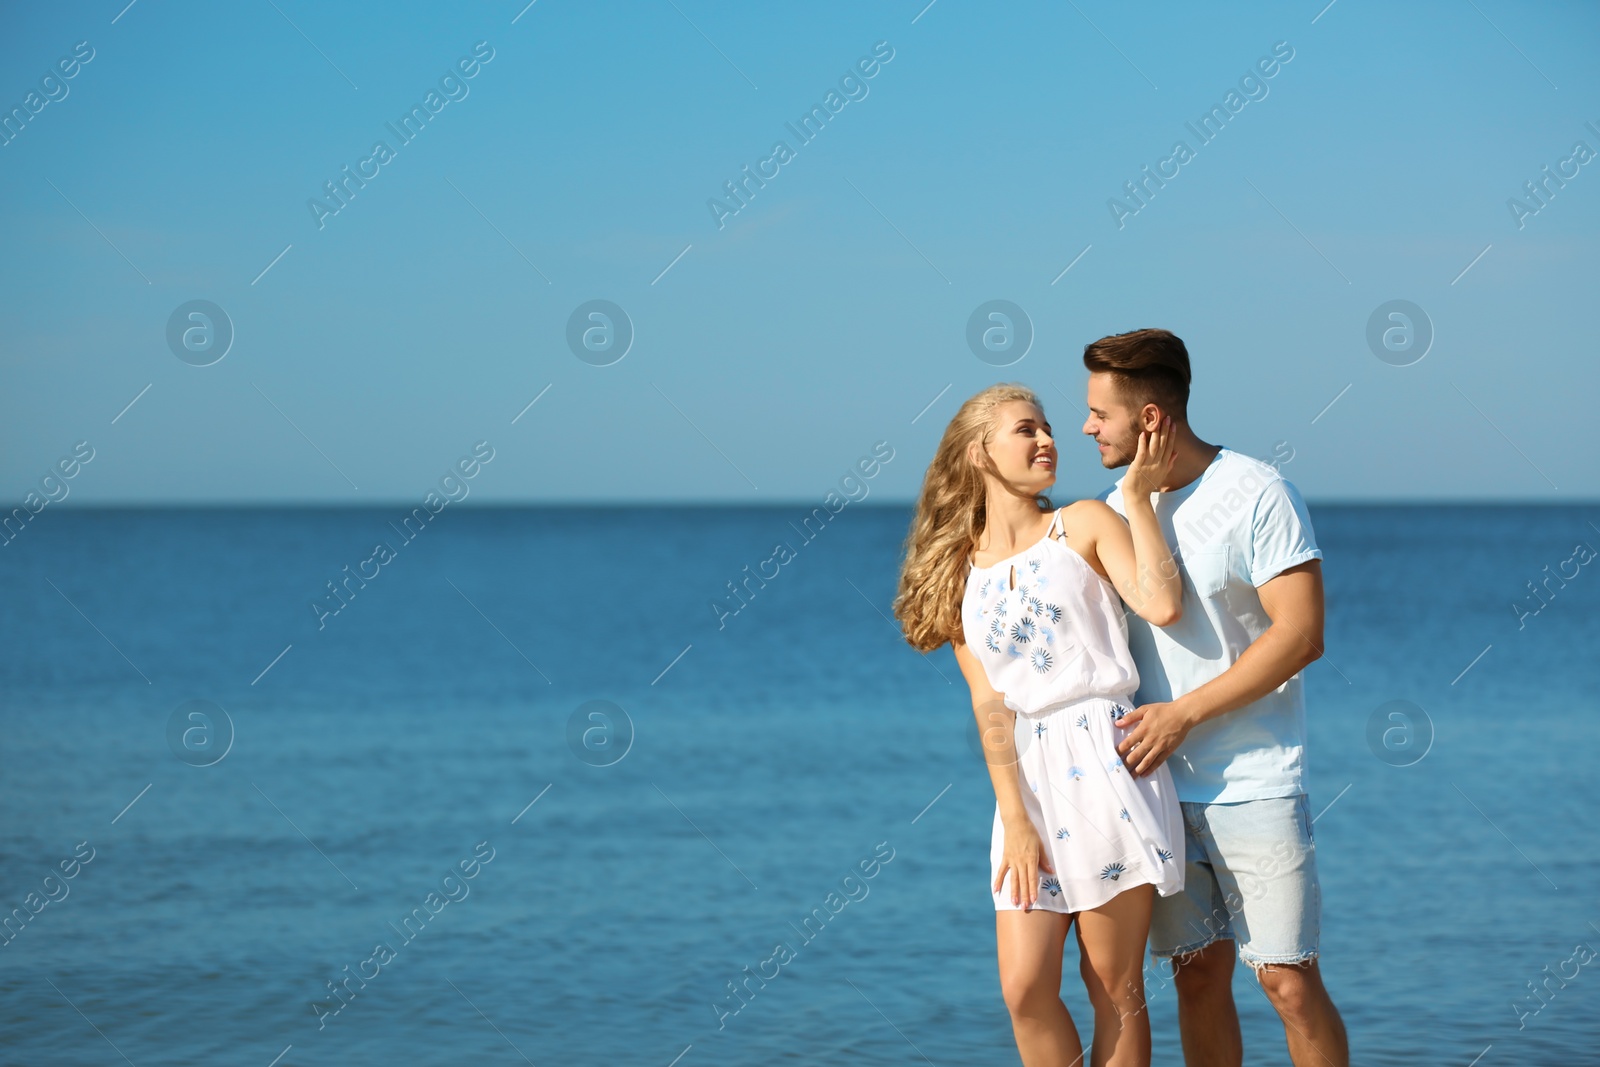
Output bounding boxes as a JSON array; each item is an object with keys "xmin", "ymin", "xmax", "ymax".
[{"xmin": 1181, "ymin": 545, "xmax": 1231, "ymax": 600}]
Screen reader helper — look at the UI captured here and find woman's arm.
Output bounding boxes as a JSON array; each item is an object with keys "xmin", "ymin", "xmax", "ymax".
[
  {"xmin": 1082, "ymin": 419, "xmax": 1183, "ymax": 626},
  {"xmin": 952, "ymin": 639, "xmax": 1052, "ymax": 908}
]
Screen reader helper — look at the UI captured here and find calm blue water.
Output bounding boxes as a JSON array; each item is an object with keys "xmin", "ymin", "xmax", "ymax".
[{"xmin": 2, "ymin": 504, "xmax": 1597, "ymax": 1065}]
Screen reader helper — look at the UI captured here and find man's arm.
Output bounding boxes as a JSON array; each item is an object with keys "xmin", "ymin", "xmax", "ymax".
[{"xmin": 1116, "ymin": 558, "xmax": 1325, "ymax": 777}]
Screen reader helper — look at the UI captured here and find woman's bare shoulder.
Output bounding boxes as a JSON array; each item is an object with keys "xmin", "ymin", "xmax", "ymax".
[{"xmin": 1057, "ymin": 499, "xmax": 1118, "ymax": 533}]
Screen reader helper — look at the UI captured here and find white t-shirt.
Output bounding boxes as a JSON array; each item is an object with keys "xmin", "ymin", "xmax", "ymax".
[{"xmin": 1099, "ymin": 447, "xmax": 1323, "ymax": 803}]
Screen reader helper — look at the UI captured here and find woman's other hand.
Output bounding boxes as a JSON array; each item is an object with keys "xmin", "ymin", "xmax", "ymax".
[{"xmin": 995, "ymin": 816, "xmax": 1054, "ymax": 908}]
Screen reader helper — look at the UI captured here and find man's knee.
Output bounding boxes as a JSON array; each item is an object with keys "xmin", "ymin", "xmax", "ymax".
[{"xmin": 1254, "ymin": 958, "xmax": 1323, "ymax": 1021}]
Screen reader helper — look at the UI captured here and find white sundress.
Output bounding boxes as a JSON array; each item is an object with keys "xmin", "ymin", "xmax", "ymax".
[{"xmin": 962, "ymin": 506, "xmax": 1184, "ymax": 913}]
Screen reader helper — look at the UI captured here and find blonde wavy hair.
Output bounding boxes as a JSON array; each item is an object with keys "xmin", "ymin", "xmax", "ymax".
[{"xmin": 893, "ymin": 383, "xmax": 1054, "ymax": 653}]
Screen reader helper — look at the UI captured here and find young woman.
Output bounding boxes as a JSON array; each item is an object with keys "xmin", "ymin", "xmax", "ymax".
[{"xmin": 893, "ymin": 383, "xmax": 1185, "ymax": 1067}]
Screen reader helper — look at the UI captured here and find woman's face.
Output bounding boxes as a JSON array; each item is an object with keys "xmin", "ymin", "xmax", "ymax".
[{"xmin": 975, "ymin": 399, "xmax": 1056, "ymax": 491}]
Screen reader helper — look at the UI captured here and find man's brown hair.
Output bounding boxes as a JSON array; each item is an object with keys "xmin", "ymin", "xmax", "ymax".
[{"xmin": 1082, "ymin": 327, "xmax": 1191, "ymax": 421}]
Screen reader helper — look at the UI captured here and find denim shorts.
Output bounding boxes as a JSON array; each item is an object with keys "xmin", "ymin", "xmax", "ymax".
[{"xmin": 1148, "ymin": 793, "xmax": 1320, "ymax": 970}]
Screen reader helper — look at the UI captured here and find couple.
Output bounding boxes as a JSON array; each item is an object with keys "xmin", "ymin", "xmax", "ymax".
[{"xmin": 893, "ymin": 329, "xmax": 1348, "ymax": 1066}]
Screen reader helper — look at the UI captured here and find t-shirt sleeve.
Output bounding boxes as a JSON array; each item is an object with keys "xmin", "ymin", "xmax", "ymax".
[{"xmin": 1248, "ymin": 476, "xmax": 1323, "ymax": 586}]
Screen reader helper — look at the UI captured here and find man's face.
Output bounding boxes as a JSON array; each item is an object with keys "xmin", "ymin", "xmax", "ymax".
[{"xmin": 1082, "ymin": 372, "xmax": 1150, "ymax": 469}]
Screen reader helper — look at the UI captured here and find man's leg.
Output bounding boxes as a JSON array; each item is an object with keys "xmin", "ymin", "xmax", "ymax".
[
  {"xmin": 1206, "ymin": 794, "xmax": 1347, "ymax": 1067},
  {"xmin": 1170, "ymin": 939, "xmax": 1243, "ymax": 1067},
  {"xmin": 1254, "ymin": 959, "xmax": 1348, "ymax": 1067},
  {"xmin": 1149, "ymin": 801, "xmax": 1242, "ymax": 1067}
]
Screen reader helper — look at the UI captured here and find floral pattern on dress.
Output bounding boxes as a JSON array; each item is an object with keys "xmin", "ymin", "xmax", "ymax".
[{"xmin": 967, "ymin": 548, "xmax": 1072, "ymax": 685}]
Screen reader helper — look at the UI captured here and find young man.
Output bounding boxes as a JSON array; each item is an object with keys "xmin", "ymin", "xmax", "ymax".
[{"xmin": 1080, "ymin": 328, "xmax": 1349, "ymax": 1067}]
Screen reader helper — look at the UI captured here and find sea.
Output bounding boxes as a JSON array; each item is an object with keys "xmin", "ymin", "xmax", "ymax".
[{"xmin": 2, "ymin": 503, "xmax": 1596, "ymax": 1066}]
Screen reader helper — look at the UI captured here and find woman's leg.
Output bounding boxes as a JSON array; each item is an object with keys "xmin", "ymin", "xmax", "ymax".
[
  {"xmin": 1075, "ymin": 883, "xmax": 1154, "ymax": 1067},
  {"xmin": 996, "ymin": 908, "xmax": 1082, "ymax": 1067}
]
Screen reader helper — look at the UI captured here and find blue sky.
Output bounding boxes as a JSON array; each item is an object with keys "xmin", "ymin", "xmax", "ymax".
[{"xmin": 2, "ymin": 0, "xmax": 1595, "ymax": 504}]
